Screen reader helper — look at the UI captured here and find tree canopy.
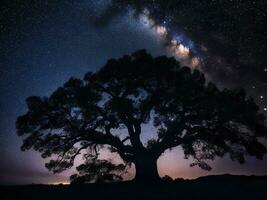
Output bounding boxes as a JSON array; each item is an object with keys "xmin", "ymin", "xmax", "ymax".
[{"xmin": 16, "ymin": 50, "xmax": 267, "ymax": 182}]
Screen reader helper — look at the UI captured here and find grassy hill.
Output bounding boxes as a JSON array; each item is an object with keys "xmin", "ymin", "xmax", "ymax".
[{"xmin": 1, "ymin": 175, "xmax": 266, "ymax": 200}]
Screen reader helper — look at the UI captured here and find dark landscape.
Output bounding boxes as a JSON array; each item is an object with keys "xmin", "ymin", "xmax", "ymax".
[
  {"xmin": 1, "ymin": 175, "xmax": 267, "ymax": 200},
  {"xmin": 1, "ymin": 1, "xmax": 267, "ymax": 200}
]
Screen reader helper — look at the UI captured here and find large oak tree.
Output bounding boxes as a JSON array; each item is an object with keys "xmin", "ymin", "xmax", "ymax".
[{"xmin": 16, "ymin": 50, "xmax": 267, "ymax": 183}]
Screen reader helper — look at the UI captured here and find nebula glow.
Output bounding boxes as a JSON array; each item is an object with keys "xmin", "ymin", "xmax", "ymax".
[{"xmin": 139, "ymin": 9, "xmax": 200, "ymax": 69}]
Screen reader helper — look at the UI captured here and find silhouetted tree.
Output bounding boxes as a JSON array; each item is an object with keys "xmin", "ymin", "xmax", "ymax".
[
  {"xmin": 16, "ymin": 50, "xmax": 267, "ymax": 183},
  {"xmin": 70, "ymin": 159, "xmax": 126, "ymax": 184}
]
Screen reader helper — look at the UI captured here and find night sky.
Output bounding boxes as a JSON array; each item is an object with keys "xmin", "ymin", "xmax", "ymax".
[{"xmin": 1, "ymin": 0, "xmax": 267, "ymax": 185}]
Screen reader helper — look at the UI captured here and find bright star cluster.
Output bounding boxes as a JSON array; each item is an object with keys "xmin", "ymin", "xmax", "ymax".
[{"xmin": 139, "ymin": 9, "xmax": 200, "ymax": 68}]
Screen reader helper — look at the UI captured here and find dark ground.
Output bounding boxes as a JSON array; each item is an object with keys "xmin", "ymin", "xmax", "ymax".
[{"xmin": 1, "ymin": 175, "xmax": 266, "ymax": 200}]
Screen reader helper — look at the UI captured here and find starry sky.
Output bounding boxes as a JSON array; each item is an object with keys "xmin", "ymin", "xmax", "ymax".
[{"xmin": 0, "ymin": 0, "xmax": 267, "ymax": 185}]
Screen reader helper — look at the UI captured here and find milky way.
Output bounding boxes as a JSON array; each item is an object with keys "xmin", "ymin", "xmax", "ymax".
[
  {"xmin": 98, "ymin": 0, "xmax": 267, "ymax": 116},
  {"xmin": 139, "ymin": 9, "xmax": 200, "ymax": 68}
]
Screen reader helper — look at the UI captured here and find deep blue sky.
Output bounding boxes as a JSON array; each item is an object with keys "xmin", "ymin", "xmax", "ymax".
[{"xmin": 0, "ymin": 0, "xmax": 267, "ymax": 185}]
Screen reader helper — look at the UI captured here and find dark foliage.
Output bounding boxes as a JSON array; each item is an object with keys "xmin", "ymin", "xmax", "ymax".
[
  {"xmin": 16, "ymin": 50, "xmax": 267, "ymax": 182},
  {"xmin": 70, "ymin": 159, "xmax": 126, "ymax": 184},
  {"xmin": 161, "ymin": 175, "xmax": 173, "ymax": 183}
]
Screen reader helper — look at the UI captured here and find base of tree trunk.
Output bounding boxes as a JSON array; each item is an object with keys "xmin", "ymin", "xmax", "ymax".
[{"xmin": 133, "ymin": 155, "xmax": 161, "ymax": 184}]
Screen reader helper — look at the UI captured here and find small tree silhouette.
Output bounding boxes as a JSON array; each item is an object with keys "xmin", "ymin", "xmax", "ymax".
[
  {"xmin": 16, "ymin": 50, "xmax": 267, "ymax": 183},
  {"xmin": 70, "ymin": 159, "xmax": 127, "ymax": 184}
]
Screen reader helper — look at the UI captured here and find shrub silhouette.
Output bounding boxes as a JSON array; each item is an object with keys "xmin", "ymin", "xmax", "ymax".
[{"xmin": 70, "ymin": 159, "xmax": 126, "ymax": 184}]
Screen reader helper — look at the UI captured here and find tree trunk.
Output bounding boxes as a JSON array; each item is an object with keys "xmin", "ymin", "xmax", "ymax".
[{"xmin": 133, "ymin": 152, "xmax": 161, "ymax": 183}]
